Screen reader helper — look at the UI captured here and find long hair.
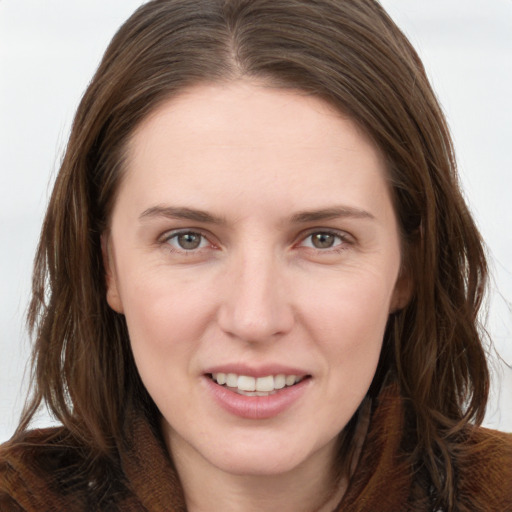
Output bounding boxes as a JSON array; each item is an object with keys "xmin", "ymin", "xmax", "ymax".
[{"xmin": 19, "ymin": 1, "xmax": 489, "ymax": 508}]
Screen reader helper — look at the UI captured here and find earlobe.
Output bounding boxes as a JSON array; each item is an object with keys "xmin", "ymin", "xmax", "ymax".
[{"xmin": 101, "ymin": 233, "xmax": 124, "ymax": 314}]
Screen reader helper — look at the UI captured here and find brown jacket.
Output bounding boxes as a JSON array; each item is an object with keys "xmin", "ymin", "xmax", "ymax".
[{"xmin": 1, "ymin": 386, "xmax": 511, "ymax": 511}]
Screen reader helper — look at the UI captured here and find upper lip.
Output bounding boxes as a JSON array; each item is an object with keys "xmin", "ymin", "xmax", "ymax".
[{"xmin": 204, "ymin": 364, "xmax": 310, "ymax": 378}]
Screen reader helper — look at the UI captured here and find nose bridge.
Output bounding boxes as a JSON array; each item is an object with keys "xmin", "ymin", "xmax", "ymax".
[{"xmin": 217, "ymin": 243, "xmax": 293, "ymax": 342}]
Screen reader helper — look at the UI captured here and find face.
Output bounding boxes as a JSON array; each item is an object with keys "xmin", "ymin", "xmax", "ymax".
[{"xmin": 104, "ymin": 81, "xmax": 409, "ymax": 478}]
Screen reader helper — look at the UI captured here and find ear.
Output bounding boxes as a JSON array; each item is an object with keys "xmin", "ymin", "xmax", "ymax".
[
  {"xmin": 101, "ymin": 233, "xmax": 124, "ymax": 314},
  {"xmin": 389, "ymin": 266, "xmax": 413, "ymax": 314}
]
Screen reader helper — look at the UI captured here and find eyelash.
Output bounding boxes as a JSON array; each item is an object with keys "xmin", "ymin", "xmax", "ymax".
[
  {"xmin": 162, "ymin": 230, "xmax": 214, "ymax": 254},
  {"xmin": 297, "ymin": 229, "xmax": 352, "ymax": 253},
  {"xmin": 160, "ymin": 229, "xmax": 353, "ymax": 255}
]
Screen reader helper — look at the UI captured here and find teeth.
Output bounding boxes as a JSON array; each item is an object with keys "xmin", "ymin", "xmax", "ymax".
[
  {"xmin": 285, "ymin": 375, "xmax": 297, "ymax": 386},
  {"xmin": 211, "ymin": 372, "xmax": 304, "ymax": 393},
  {"xmin": 274, "ymin": 374, "xmax": 286, "ymax": 389},
  {"xmin": 256, "ymin": 375, "xmax": 274, "ymax": 392},
  {"xmin": 238, "ymin": 375, "xmax": 256, "ymax": 391},
  {"xmin": 226, "ymin": 373, "xmax": 238, "ymax": 387}
]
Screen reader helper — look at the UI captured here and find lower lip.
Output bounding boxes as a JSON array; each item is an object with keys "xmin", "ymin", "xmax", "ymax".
[{"xmin": 203, "ymin": 376, "xmax": 310, "ymax": 420}]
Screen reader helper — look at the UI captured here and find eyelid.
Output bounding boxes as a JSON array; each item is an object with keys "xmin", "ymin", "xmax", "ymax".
[
  {"xmin": 158, "ymin": 227, "xmax": 354, "ymax": 254},
  {"xmin": 296, "ymin": 228, "xmax": 354, "ymax": 250},
  {"xmin": 160, "ymin": 228, "xmax": 218, "ymax": 252}
]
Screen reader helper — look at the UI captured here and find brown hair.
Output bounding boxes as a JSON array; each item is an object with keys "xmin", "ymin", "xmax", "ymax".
[{"xmin": 19, "ymin": 0, "xmax": 489, "ymax": 509}]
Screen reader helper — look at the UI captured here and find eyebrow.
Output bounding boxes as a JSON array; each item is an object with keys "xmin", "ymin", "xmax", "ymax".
[
  {"xmin": 139, "ymin": 205, "xmax": 227, "ymax": 225},
  {"xmin": 139, "ymin": 204, "xmax": 375, "ymax": 225},
  {"xmin": 290, "ymin": 207, "xmax": 375, "ymax": 223}
]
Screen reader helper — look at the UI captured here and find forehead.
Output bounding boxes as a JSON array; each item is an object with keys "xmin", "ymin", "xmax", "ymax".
[
  {"xmin": 119, "ymin": 81, "xmax": 393, "ymax": 222},
  {"xmin": 131, "ymin": 81, "xmax": 378, "ymax": 152}
]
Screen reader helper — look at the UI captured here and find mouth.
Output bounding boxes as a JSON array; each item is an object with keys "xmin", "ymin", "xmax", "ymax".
[{"xmin": 208, "ymin": 372, "xmax": 310, "ymax": 397}]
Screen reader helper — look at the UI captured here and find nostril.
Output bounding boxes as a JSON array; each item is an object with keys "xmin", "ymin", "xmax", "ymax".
[{"xmin": 216, "ymin": 281, "xmax": 295, "ymax": 342}]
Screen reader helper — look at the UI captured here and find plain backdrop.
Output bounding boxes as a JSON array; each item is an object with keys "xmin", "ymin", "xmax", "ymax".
[{"xmin": 1, "ymin": 1, "xmax": 511, "ymax": 442}]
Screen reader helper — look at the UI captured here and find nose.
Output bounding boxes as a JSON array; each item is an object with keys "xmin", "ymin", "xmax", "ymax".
[{"xmin": 217, "ymin": 249, "xmax": 295, "ymax": 344}]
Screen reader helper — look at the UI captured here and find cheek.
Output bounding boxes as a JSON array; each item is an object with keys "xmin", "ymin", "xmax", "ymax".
[
  {"xmin": 120, "ymin": 272, "xmax": 219, "ymax": 416},
  {"xmin": 299, "ymin": 270, "xmax": 394, "ymax": 377},
  {"xmin": 119, "ymin": 269, "xmax": 217, "ymax": 369},
  {"xmin": 302, "ymin": 269, "xmax": 395, "ymax": 336}
]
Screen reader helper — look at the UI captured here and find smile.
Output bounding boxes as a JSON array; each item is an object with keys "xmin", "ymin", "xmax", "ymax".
[{"xmin": 209, "ymin": 373, "xmax": 306, "ymax": 396}]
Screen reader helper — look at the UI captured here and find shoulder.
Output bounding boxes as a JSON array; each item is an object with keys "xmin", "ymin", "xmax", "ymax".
[
  {"xmin": 456, "ymin": 426, "xmax": 512, "ymax": 510},
  {"xmin": 0, "ymin": 427, "xmax": 129, "ymax": 511},
  {"xmin": 0, "ymin": 427, "xmax": 86, "ymax": 510}
]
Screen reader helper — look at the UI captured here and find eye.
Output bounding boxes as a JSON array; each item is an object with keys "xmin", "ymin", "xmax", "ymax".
[
  {"xmin": 165, "ymin": 231, "xmax": 209, "ymax": 251},
  {"xmin": 299, "ymin": 231, "xmax": 347, "ymax": 250}
]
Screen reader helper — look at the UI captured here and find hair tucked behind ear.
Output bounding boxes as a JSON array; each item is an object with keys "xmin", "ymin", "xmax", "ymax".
[{"xmin": 18, "ymin": 1, "xmax": 489, "ymax": 509}]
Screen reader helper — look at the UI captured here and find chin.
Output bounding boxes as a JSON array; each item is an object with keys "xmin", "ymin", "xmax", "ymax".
[{"xmin": 197, "ymin": 431, "xmax": 334, "ymax": 478}]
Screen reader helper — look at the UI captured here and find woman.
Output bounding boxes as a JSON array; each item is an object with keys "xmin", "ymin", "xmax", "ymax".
[{"xmin": 1, "ymin": 0, "xmax": 511, "ymax": 510}]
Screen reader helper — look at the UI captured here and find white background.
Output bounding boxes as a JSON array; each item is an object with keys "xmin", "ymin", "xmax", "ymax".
[{"xmin": 1, "ymin": 1, "xmax": 511, "ymax": 442}]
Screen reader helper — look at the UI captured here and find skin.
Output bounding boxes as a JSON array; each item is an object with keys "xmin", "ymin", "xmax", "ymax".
[{"xmin": 103, "ymin": 81, "xmax": 410, "ymax": 511}]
